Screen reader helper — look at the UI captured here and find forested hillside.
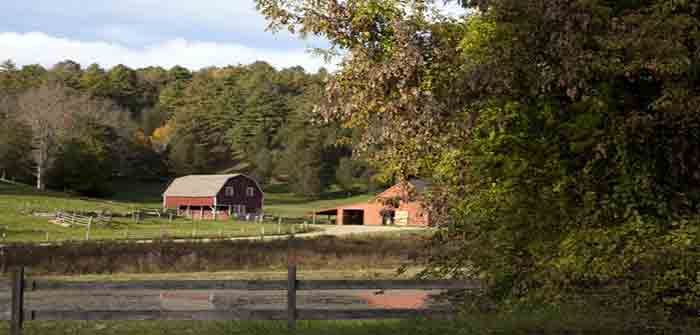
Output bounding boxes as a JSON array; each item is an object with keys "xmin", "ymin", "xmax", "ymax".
[{"xmin": 0, "ymin": 60, "xmax": 378, "ymax": 196}]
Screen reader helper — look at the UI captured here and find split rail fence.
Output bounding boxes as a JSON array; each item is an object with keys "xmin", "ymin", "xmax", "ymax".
[{"xmin": 5, "ymin": 265, "xmax": 481, "ymax": 334}]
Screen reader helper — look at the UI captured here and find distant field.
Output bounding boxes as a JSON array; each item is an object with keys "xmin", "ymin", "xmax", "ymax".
[{"xmin": 0, "ymin": 179, "xmax": 376, "ymax": 243}]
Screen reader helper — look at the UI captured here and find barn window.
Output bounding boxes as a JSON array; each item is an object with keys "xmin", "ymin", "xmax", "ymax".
[
  {"xmin": 246, "ymin": 187, "xmax": 255, "ymax": 197},
  {"xmin": 225, "ymin": 186, "xmax": 234, "ymax": 196}
]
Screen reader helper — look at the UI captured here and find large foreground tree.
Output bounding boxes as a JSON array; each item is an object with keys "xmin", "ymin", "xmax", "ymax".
[{"xmin": 256, "ymin": 0, "xmax": 700, "ymax": 314}]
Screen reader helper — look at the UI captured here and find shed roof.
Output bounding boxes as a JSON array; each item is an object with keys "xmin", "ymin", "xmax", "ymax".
[
  {"xmin": 408, "ymin": 179, "xmax": 430, "ymax": 193},
  {"xmin": 163, "ymin": 174, "xmax": 243, "ymax": 197}
]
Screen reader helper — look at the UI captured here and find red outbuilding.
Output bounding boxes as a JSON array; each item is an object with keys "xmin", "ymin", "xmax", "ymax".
[
  {"xmin": 314, "ymin": 179, "xmax": 431, "ymax": 226},
  {"xmin": 162, "ymin": 174, "xmax": 264, "ymax": 220}
]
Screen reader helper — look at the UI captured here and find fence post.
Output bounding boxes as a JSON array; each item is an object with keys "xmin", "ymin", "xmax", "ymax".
[
  {"xmin": 0, "ymin": 247, "xmax": 5, "ymax": 274},
  {"xmin": 86, "ymin": 217, "xmax": 92, "ymax": 241},
  {"xmin": 287, "ymin": 237, "xmax": 297, "ymax": 331},
  {"xmin": 11, "ymin": 266, "xmax": 25, "ymax": 335}
]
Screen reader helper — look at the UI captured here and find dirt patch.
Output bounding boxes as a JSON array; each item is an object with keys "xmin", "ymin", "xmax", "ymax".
[{"xmin": 357, "ymin": 291, "xmax": 430, "ymax": 309}]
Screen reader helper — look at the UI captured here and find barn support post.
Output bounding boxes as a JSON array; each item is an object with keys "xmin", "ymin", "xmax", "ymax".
[
  {"xmin": 11, "ymin": 266, "xmax": 25, "ymax": 335},
  {"xmin": 337, "ymin": 209, "xmax": 344, "ymax": 226},
  {"xmin": 200, "ymin": 207, "xmax": 204, "ymax": 221}
]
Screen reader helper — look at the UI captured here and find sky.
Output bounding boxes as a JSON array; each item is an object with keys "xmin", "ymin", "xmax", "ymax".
[{"xmin": 0, "ymin": 1, "xmax": 465, "ymax": 73}]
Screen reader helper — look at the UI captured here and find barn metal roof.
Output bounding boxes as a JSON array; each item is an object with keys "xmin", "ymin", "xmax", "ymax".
[{"xmin": 163, "ymin": 174, "xmax": 244, "ymax": 197}]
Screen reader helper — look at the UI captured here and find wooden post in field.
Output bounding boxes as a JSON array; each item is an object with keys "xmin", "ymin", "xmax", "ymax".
[
  {"xmin": 11, "ymin": 267, "xmax": 24, "ymax": 335},
  {"xmin": 312, "ymin": 212, "xmax": 316, "ymax": 225},
  {"xmin": 287, "ymin": 237, "xmax": 297, "ymax": 331},
  {"xmin": 261, "ymin": 226, "xmax": 265, "ymax": 240},
  {"xmin": 86, "ymin": 217, "xmax": 92, "ymax": 241},
  {"xmin": 45, "ymin": 231, "xmax": 49, "ymax": 242},
  {"xmin": 0, "ymin": 247, "xmax": 5, "ymax": 274},
  {"xmin": 278, "ymin": 216, "xmax": 282, "ymax": 234}
]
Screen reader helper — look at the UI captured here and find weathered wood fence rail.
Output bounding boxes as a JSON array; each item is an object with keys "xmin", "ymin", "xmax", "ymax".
[
  {"xmin": 5, "ymin": 266, "xmax": 481, "ymax": 334},
  {"xmin": 52, "ymin": 211, "xmax": 112, "ymax": 227}
]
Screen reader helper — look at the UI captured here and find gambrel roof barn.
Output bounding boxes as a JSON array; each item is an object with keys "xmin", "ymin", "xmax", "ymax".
[{"xmin": 163, "ymin": 174, "xmax": 264, "ymax": 220}]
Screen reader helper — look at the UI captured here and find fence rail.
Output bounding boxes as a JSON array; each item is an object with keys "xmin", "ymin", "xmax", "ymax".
[
  {"xmin": 52, "ymin": 211, "xmax": 112, "ymax": 228},
  {"xmin": 6, "ymin": 265, "xmax": 481, "ymax": 334}
]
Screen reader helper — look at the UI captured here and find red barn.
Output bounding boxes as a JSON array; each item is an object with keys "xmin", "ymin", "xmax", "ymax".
[
  {"xmin": 314, "ymin": 179, "xmax": 431, "ymax": 226},
  {"xmin": 163, "ymin": 174, "xmax": 264, "ymax": 220}
]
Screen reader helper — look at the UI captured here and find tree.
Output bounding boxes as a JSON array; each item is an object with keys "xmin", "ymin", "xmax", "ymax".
[
  {"xmin": 17, "ymin": 84, "xmax": 74, "ymax": 189},
  {"xmin": 48, "ymin": 124, "xmax": 114, "ymax": 196},
  {"xmin": 335, "ymin": 157, "xmax": 356, "ymax": 193},
  {"xmin": 168, "ymin": 133, "xmax": 210, "ymax": 175},
  {"xmin": 0, "ymin": 94, "xmax": 33, "ymax": 181},
  {"xmin": 256, "ymin": 0, "xmax": 700, "ymax": 315},
  {"xmin": 80, "ymin": 63, "xmax": 109, "ymax": 97},
  {"xmin": 16, "ymin": 84, "xmax": 128, "ymax": 190},
  {"xmin": 251, "ymin": 148, "xmax": 274, "ymax": 185}
]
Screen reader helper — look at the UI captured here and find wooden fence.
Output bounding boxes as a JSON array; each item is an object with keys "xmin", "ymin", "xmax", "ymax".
[
  {"xmin": 5, "ymin": 265, "xmax": 481, "ymax": 334},
  {"xmin": 52, "ymin": 212, "xmax": 112, "ymax": 228}
]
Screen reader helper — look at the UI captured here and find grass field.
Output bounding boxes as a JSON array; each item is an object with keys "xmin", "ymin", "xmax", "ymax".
[
  {"xmin": 2, "ymin": 309, "xmax": 697, "ymax": 335},
  {"xmin": 0, "ymin": 179, "xmax": 374, "ymax": 243}
]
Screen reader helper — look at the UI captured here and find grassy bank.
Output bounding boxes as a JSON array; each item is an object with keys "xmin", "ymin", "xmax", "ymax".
[{"xmin": 2, "ymin": 235, "xmax": 428, "ymax": 275}]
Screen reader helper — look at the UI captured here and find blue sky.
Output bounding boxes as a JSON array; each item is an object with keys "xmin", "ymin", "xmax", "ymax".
[{"xmin": 0, "ymin": 1, "xmax": 465, "ymax": 72}]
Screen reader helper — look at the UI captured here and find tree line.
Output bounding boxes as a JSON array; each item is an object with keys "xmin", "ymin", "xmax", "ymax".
[{"xmin": 0, "ymin": 60, "xmax": 378, "ymax": 196}]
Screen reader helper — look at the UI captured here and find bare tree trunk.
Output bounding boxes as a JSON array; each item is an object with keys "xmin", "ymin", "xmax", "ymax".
[
  {"xmin": 36, "ymin": 164, "xmax": 43, "ymax": 190},
  {"xmin": 35, "ymin": 143, "xmax": 46, "ymax": 190}
]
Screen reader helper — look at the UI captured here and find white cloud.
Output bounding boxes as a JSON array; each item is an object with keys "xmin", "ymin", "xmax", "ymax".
[{"xmin": 0, "ymin": 32, "xmax": 333, "ymax": 72}]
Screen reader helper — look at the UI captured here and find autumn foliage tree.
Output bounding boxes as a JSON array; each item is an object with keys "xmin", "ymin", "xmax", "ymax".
[{"xmin": 256, "ymin": 0, "xmax": 700, "ymax": 315}]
